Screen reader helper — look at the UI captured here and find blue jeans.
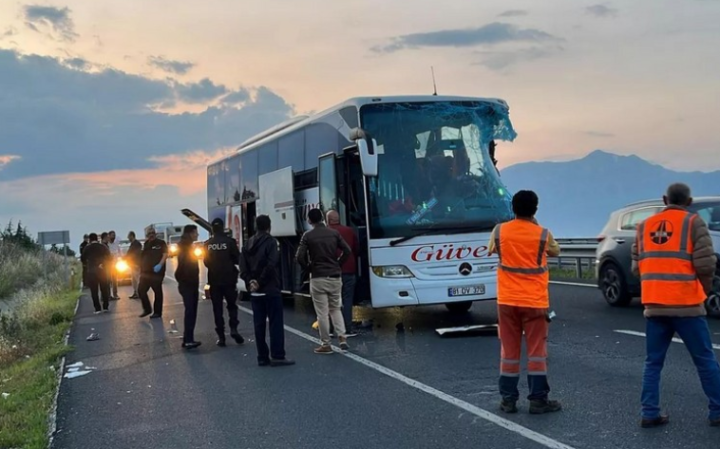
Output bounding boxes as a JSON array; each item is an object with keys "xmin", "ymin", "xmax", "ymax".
[{"xmin": 642, "ymin": 316, "xmax": 720, "ymax": 420}]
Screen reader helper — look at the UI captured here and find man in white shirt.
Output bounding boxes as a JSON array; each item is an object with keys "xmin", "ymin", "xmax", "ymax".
[{"xmin": 108, "ymin": 230, "xmax": 123, "ymax": 300}]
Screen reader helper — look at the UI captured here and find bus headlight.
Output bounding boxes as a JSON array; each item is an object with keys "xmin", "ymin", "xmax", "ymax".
[
  {"xmin": 193, "ymin": 247, "xmax": 203, "ymax": 258},
  {"xmin": 372, "ymin": 265, "xmax": 414, "ymax": 278},
  {"xmin": 116, "ymin": 259, "xmax": 129, "ymax": 273}
]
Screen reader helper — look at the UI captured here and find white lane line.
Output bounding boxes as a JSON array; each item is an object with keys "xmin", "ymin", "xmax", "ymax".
[
  {"xmin": 550, "ymin": 281, "xmax": 596, "ymax": 288},
  {"xmin": 165, "ymin": 275, "xmax": 577, "ymax": 449},
  {"xmin": 614, "ymin": 329, "xmax": 720, "ymax": 350}
]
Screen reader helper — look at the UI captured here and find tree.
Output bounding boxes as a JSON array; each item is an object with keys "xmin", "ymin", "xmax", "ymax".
[
  {"xmin": 49, "ymin": 244, "xmax": 76, "ymax": 257},
  {"xmin": 0, "ymin": 220, "xmax": 40, "ymax": 251}
]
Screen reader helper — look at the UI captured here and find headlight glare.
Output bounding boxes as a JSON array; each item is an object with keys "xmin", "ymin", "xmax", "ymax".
[{"xmin": 371, "ymin": 265, "xmax": 414, "ymax": 278}]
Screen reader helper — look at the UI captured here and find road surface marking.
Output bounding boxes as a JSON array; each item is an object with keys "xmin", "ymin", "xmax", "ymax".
[
  {"xmin": 614, "ymin": 329, "xmax": 720, "ymax": 350},
  {"xmin": 550, "ymin": 281, "xmax": 596, "ymax": 288},
  {"xmin": 166, "ymin": 275, "xmax": 577, "ymax": 449}
]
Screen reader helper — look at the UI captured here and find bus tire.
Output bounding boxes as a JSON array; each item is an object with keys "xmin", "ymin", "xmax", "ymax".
[{"xmin": 445, "ymin": 301, "xmax": 472, "ymax": 313}]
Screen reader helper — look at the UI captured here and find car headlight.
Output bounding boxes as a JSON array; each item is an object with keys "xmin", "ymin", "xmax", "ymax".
[
  {"xmin": 193, "ymin": 247, "xmax": 203, "ymax": 257},
  {"xmin": 170, "ymin": 244, "xmax": 178, "ymax": 254},
  {"xmin": 371, "ymin": 265, "xmax": 414, "ymax": 278},
  {"xmin": 116, "ymin": 259, "xmax": 129, "ymax": 273}
]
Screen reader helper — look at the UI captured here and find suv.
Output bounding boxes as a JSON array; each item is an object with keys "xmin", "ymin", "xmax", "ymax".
[{"xmin": 595, "ymin": 196, "xmax": 720, "ymax": 317}]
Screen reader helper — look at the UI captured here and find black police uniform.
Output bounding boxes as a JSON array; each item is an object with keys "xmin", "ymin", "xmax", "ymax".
[
  {"xmin": 175, "ymin": 235, "xmax": 201, "ymax": 348},
  {"xmin": 80, "ymin": 241, "xmax": 112, "ymax": 312},
  {"xmin": 79, "ymin": 239, "xmax": 89, "ymax": 287},
  {"xmin": 138, "ymin": 237, "xmax": 168, "ymax": 318},
  {"xmin": 203, "ymin": 221, "xmax": 244, "ymax": 346}
]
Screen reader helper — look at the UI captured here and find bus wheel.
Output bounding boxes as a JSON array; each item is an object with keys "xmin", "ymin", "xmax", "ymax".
[{"xmin": 446, "ymin": 301, "xmax": 472, "ymax": 313}]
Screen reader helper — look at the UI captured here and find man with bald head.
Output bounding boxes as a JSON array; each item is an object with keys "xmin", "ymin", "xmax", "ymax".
[
  {"xmin": 327, "ymin": 209, "xmax": 361, "ymax": 336},
  {"xmin": 632, "ymin": 182, "xmax": 720, "ymax": 428}
]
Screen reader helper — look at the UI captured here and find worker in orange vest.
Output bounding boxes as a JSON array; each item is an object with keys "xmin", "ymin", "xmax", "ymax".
[
  {"xmin": 632, "ymin": 182, "xmax": 720, "ymax": 428},
  {"xmin": 488, "ymin": 190, "xmax": 562, "ymax": 414}
]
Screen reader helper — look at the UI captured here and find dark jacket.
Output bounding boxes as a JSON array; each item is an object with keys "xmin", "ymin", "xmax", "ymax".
[
  {"xmin": 79, "ymin": 241, "xmax": 89, "ymax": 257},
  {"xmin": 126, "ymin": 240, "xmax": 142, "ymax": 267},
  {"xmin": 175, "ymin": 236, "xmax": 200, "ymax": 285},
  {"xmin": 80, "ymin": 242, "xmax": 111, "ymax": 279},
  {"xmin": 295, "ymin": 223, "xmax": 351, "ymax": 278},
  {"xmin": 203, "ymin": 233, "xmax": 240, "ymax": 286},
  {"xmin": 240, "ymin": 232, "xmax": 280, "ymax": 294}
]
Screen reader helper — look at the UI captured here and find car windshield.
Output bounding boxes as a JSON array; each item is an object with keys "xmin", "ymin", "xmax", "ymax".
[
  {"xmin": 360, "ymin": 100, "xmax": 516, "ymax": 239},
  {"xmin": 691, "ymin": 201, "xmax": 720, "ymax": 232}
]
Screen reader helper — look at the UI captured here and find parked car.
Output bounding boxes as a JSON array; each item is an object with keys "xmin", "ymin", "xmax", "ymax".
[
  {"xmin": 595, "ymin": 196, "xmax": 720, "ymax": 316},
  {"xmin": 115, "ymin": 239, "xmax": 144, "ymax": 285}
]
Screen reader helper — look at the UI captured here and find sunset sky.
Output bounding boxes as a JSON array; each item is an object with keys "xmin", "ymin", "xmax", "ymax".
[{"xmin": 1, "ymin": 0, "xmax": 719, "ymax": 246}]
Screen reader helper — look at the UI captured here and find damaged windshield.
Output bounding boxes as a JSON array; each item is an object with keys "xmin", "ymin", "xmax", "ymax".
[{"xmin": 360, "ymin": 100, "xmax": 516, "ymax": 240}]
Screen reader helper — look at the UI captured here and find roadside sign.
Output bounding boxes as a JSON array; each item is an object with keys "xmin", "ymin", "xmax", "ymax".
[
  {"xmin": 37, "ymin": 231, "xmax": 70, "ymax": 246},
  {"xmin": 37, "ymin": 230, "xmax": 71, "ymax": 286}
]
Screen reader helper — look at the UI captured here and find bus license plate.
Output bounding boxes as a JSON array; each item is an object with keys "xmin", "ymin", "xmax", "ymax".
[{"xmin": 448, "ymin": 285, "xmax": 485, "ymax": 297}]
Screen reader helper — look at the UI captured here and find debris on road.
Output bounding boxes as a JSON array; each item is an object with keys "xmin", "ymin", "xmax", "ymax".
[
  {"xmin": 168, "ymin": 319, "xmax": 179, "ymax": 334},
  {"xmin": 2, "ymin": 392, "xmax": 9, "ymax": 399},
  {"xmin": 86, "ymin": 327, "xmax": 100, "ymax": 341},
  {"xmin": 64, "ymin": 361, "xmax": 97, "ymax": 379},
  {"xmin": 435, "ymin": 324, "xmax": 498, "ymax": 337}
]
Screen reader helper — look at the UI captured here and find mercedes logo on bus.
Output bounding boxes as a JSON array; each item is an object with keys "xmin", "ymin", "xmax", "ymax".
[{"xmin": 459, "ymin": 262, "xmax": 473, "ymax": 276}]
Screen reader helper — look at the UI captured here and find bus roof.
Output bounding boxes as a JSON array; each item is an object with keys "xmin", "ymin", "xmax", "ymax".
[{"xmin": 208, "ymin": 94, "xmax": 510, "ymax": 166}]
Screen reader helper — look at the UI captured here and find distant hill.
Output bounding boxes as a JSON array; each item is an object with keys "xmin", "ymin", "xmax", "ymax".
[{"xmin": 499, "ymin": 150, "xmax": 720, "ymax": 237}]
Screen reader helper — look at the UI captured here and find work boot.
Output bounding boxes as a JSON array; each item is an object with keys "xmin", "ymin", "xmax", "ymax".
[
  {"xmin": 338, "ymin": 336, "xmax": 349, "ymax": 351},
  {"xmin": 641, "ymin": 415, "xmax": 669, "ymax": 428},
  {"xmin": 230, "ymin": 331, "xmax": 244, "ymax": 345},
  {"xmin": 529, "ymin": 399, "xmax": 562, "ymax": 414},
  {"xmin": 500, "ymin": 400, "xmax": 518, "ymax": 414},
  {"xmin": 314, "ymin": 344, "xmax": 333, "ymax": 354}
]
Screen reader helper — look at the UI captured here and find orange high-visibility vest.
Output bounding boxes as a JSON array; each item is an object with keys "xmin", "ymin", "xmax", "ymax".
[
  {"xmin": 637, "ymin": 209, "xmax": 706, "ymax": 306},
  {"xmin": 495, "ymin": 219, "xmax": 550, "ymax": 308}
]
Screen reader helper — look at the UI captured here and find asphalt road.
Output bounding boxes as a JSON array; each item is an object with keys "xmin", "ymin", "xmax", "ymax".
[{"xmin": 51, "ymin": 263, "xmax": 720, "ymax": 449}]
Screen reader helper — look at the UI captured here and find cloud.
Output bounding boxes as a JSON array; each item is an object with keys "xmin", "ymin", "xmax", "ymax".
[
  {"xmin": 475, "ymin": 46, "xmax": 563, "ymax": 70},
  {"xmin": 585, "ymin": 4, "xmax": 618, "ymax": 18},
  {"xmin": 1, "ymin": 27, "xmax": 18, "ymax": 40},
  {"xmin": 372, "ymin": 22, "xmax": 561, "ymax": 53},
  {"xmin": 63, "ymin": 57, "xmax": 88, "ymax": 69},
  {"xmin": 23, "ymin": 5, "xmax": 78, "ymax": 42},
  {"xmin": 0, "ymin": 49, "xmax": 294, "ymax": 181},
  {"xmin": 220, "ymin": 89, "xmax": 251, "ymax": 106},
  {"xmin": 148, "ymin": 55, "xmax": 196, "ymax": 75},
  {"xmin": 0, "ymin": 170, "xmax": 209, "ymax": 248},
  {"xmin": 584, "ymin": 131, "xmax": 615, "ymax": 138},
  {"xmin": 498, "ymin": 10, "xmax": 528, "ymax": 18},
  {"xmin": 0, "ymin": 155, "xmax": 21, "ymax": 170},
  {"xmin": 174, "ymin": 78, "xmax": 227, "ymax": 103}
]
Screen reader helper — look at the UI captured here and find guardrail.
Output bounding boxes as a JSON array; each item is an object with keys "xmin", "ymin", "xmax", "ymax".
[{"xmin": 550, "ymin": 238, "xmax": 600, "ymax": 279}]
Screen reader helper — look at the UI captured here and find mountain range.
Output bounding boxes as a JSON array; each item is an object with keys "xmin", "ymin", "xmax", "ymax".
[{"xmin": 499, "ymin": 150, "xmax": 720, "ymax": 238}]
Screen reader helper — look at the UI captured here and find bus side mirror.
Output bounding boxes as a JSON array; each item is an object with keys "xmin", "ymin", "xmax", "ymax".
[
  {"xmin": 350, "ymin": 128, "xmax": 378, "ymax": 177},
  {"xmin": 357, "ymin": 139, "xmax": 378, "ymax": 177}
]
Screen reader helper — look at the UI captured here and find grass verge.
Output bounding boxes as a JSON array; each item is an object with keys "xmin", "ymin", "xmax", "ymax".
[
  {"xmin": 550, "ymin": 267, "xmax": 597, "ymax": 281},
  {"xmin": 0, "ymin": 289, "xmax": 78, "ymax": 449}
]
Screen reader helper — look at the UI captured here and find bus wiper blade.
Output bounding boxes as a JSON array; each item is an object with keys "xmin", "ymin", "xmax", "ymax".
[
  {"xmin": 389, "ymin": 229, "xmax": 436, "ymax": 247},
  {"xmin": 389, "ymin": 225, "xmax": 482, "ymax": 247}
]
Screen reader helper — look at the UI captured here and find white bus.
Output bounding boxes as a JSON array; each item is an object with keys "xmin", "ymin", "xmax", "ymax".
[{"xmin": 184, "ymin": 95, "xmax": 517, "ymax": 313}]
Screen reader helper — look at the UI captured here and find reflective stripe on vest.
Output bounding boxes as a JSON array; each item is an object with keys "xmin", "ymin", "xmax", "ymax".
[
  {"xmin": 637, "ymin": 209, "xmax": 706, "ymax": 306},
  {"xmin": 496, "ymin": 225, "xmax": 549, "ymax": 275},
  {"xmin": 495, "ymin": 220, "xmax": 551, "ymax": 308}
]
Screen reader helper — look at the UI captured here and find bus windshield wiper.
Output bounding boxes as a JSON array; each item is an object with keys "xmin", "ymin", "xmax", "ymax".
[{"xmin": 389, "ymin": 225, "xmax": 490, "ymax": 247}]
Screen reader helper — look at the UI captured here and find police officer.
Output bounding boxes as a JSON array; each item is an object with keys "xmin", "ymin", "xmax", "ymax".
[
  {"xmin": 80, "ymin": 233, "xmax": 112, "ymax": 314},
  {"xmin": 203, "ymin": 218, "xmax": 244, "ymax": 347}
]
